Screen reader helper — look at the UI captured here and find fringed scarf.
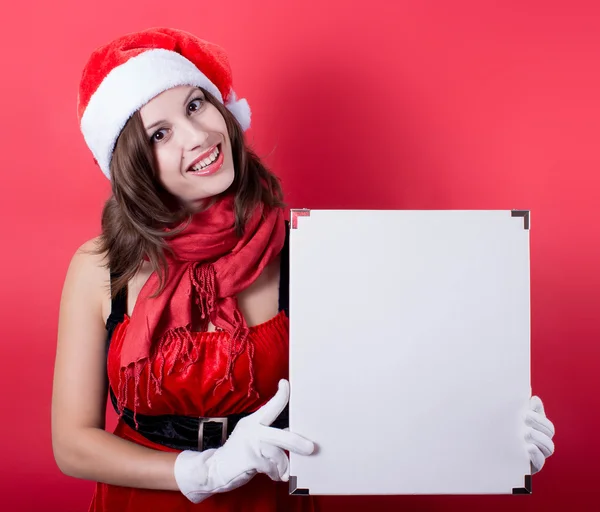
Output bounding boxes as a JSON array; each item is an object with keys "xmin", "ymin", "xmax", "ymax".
[{"xmin": 117, "ymin": 194, "xmax": 285, "ymax": 416}]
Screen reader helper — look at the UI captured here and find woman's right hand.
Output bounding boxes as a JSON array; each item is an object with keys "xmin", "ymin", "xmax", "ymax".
[{"xmin": 174, "ymin": 379, "xmax": 315, "ymax": 504}]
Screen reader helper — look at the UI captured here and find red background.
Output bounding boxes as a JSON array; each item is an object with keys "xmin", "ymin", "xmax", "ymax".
[{"xmin": 1, "ymin": 1, "xmax": 598, "ymax": 510}]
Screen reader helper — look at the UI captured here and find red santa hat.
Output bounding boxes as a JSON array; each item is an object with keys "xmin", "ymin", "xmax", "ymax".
[{"xmin": 77, "ymin": 27, "xmax": 251, "ymax": 179}]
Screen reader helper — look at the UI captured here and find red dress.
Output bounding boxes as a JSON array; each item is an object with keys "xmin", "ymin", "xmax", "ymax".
[{"xmin": 89, "ymin": 274, "xmax": 315, "ymax": 510}]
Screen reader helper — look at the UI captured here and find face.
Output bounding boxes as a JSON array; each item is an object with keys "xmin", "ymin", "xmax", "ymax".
[{"xmin": 139, "ymin": 85, "xmax": 234, "ymax": 210}]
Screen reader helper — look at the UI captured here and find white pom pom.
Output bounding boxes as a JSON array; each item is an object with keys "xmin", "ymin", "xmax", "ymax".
[{"xmin": 225, "ymin": 90, "xmax": 251, "ymax": 131}]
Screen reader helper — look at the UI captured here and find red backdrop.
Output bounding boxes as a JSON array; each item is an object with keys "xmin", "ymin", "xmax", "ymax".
[{"xmin": 1, "ymin": 0, "xmax": 598, "ymax": 510}]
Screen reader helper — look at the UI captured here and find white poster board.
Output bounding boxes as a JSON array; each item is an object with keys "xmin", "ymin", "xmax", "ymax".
[{"xmin": 288, "ymin": 210, "xmax": 532, "ymax": 495}]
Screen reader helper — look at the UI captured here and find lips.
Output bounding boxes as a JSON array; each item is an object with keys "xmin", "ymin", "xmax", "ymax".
[
  {"xmin": 186, "ymin": 144, "xmax": 224, "ymax": 177},
  {"xmin": 186, "ymin": 144, "xmax": 219, "ymax": 173}
]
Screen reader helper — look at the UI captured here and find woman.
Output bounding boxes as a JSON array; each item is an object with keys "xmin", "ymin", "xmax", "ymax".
[
  {"xmin": 52, "ymin": 27, "xmax": 555, "ymax": 511},
  {"xmin": 53, "ymin": 27, "xmax": 314, "ymax": 511}
]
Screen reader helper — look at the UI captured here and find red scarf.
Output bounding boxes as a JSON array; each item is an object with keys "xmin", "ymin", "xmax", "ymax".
[{"xmin": 118, "ymin": 194, "xmax": 285, "ymax": 412}]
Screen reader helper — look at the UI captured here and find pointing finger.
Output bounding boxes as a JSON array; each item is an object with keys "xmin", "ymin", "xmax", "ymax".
[{"xmin": 259, "ymin": 425, "xmax": 315, "ymax": 455}]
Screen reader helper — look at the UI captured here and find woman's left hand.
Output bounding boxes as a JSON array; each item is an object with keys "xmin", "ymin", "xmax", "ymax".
[{"xmin": 525, "ymin": 396, "xmax": 555, "ymax": 474}]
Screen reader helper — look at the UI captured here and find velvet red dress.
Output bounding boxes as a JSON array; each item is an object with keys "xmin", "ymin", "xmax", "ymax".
[{"xmin": 89, "ymin": 299, "xmax": 315, "ymax": 510}]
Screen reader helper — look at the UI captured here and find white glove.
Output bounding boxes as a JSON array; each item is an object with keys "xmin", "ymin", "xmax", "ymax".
[
  {"xmin": 525, "ymin": 395, "xmax": 555, "ymax": 474},
  {"xmin": 174, "ymin": 379, "xmax": 315, "ymax": 503}
]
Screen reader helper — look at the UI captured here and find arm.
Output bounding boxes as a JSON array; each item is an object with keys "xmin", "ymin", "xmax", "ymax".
[
  {"xmin": 51, "ymin": 239, "xmax": 179, "ymax": 490},
  {"xmin": 51, "ymin": 240, "xmax": 315, "ymax": 501}
]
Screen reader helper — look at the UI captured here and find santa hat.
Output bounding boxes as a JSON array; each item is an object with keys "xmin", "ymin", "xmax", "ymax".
[{"xmin": 77, "ymin": 27, "xmax": 251, "ymax": 179}]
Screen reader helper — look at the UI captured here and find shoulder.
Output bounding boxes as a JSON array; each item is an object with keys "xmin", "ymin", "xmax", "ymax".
[
  {"xmin": 68, "ymin": 237, "xmax": 109, "ymax": 281},
  {"xmin": 62, "ymin": 237, "xmax": 110, "ymax": 315}
]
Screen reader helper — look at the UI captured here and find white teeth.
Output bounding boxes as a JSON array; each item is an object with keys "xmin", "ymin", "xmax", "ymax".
[{"xmin": 190, "ymin": 146, "xmax": 220, "ymax": 172}]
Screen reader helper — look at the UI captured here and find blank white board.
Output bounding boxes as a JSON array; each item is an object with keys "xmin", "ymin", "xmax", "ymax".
[{"xmin": 288, "ymin": 210, "xmax": 532, "ymax": 495}]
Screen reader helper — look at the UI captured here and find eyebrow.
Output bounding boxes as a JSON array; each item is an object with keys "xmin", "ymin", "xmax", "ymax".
[{"xmin": 144, "ymin": 87, "xmax": 202, "ymax": 132}]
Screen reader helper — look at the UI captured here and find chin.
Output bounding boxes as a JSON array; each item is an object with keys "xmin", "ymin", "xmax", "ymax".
[
  {"xmin": 191, "ymin": 174, "xmax": 235, "ymax": 202},
  {"xmin": 208, "ymin": 169, "xmax": 235, "ymax": 194}
]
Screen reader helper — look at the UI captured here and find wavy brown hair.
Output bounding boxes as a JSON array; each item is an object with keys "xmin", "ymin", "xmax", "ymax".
[{"xmin": 93, "ymin": 88, "xmax": 284, "ymax": 298}]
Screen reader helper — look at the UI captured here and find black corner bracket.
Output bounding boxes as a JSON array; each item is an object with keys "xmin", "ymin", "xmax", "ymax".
[
  {"xmin": 512, "ymin": 474, "xmax": 532, "ymax": 494},
  {"xmin": 289, "ymin": 476, "xmax": 310, "ymax": 495},
  {"xmin": 511, "ymin": 210, "xmax": 530, "ymax": 230}
]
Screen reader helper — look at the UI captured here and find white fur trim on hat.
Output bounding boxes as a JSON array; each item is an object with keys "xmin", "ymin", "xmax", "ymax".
[
  {"xmin": 225, "ymin": 90, "xmax": 251, "ymax": 131},
  {"xmin": 80, "ymin": 49, "xmax": 247, "ymax": 179}
]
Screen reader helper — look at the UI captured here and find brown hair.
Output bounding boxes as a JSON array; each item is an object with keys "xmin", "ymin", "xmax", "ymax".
[{"xmin": 93, "ymin": 88, "xmax": 284, "ymax": 298}]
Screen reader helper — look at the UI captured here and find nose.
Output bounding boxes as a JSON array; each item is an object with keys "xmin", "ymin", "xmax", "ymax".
[{"xmin": 178, "ymin": 118, "xmax": 208, "ymax": 151}]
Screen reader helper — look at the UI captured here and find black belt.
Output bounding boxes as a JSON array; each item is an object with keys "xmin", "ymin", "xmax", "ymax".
[{"xmin": 110, "ymin": 388, "xmax": 289, "ymax": 451}]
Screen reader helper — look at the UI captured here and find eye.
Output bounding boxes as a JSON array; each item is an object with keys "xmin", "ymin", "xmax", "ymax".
[
  {"xmin": 150, "ymin": 128, "xmax": 168, "ymax": 144},
  {"xmin": 187, "ymin": 97, "xmax": 205, "ymax": 114}
]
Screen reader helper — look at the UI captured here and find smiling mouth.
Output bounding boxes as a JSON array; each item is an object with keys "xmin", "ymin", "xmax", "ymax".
[
  {"xmin": 186, "ymin": 143, "xmax": 225, "ymax": 177},
  {"xmin": 187, "ymin": 144, "xmax": 221, "ymax": 173}
]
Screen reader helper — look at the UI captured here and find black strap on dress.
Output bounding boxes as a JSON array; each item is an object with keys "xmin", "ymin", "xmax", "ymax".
[{"xmin": 105, "ymin": 277, "xmax": 127, "ymax": 359}]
